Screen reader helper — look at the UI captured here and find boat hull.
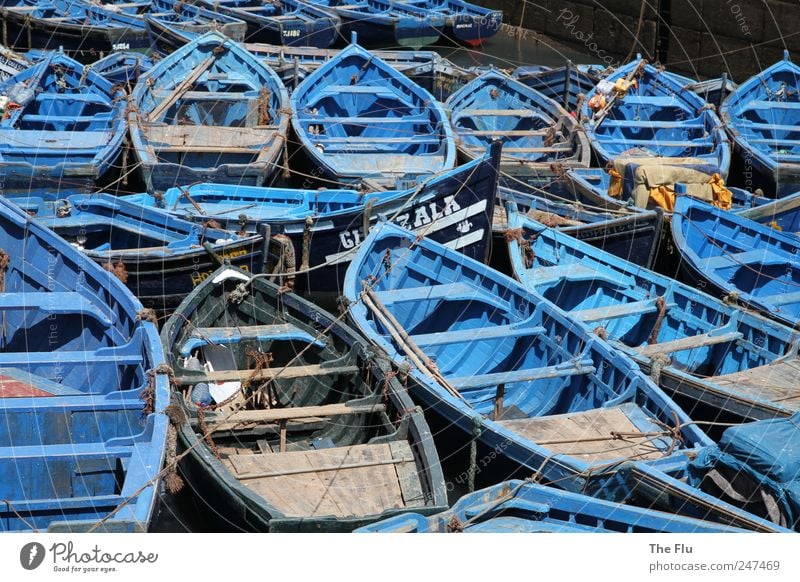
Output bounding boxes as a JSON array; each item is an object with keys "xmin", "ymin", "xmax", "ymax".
[{"xmin": 0, "ymin": 11, "xmax": 149, "ymax": 61}]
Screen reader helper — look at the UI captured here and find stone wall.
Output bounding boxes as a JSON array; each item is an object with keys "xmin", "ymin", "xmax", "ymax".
[{"xmin": 476, "ymin": 0, "xmax": 799, "ymax": 81}]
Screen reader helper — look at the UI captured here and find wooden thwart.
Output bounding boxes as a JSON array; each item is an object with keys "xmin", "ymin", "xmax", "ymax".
[
  {"xmin": 206, "ymin": 402, "xmax": 386, "ymax": 431},
  {"xmin": 635, "ymin": 330, "xmax": 743, "ymax": 356},
  {"xmin": 175, "ymin": 363, "xmax": 359, "ymax": 385}
]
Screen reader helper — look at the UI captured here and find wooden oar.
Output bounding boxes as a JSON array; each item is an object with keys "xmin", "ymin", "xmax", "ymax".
[
  {"xmin": 361, "ymin": 285, "xmax": 468, "ymax": 404},
  {"xmin": 149, "ymin": 55, "xmax": 217, "ymax": 121}
]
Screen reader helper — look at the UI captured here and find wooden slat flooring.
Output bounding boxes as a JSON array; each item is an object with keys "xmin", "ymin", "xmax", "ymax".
[
  {"xmin": 496, "ymin": 404, "xmax": 666, "ymax": 463},
  {"xmin": 226, "ymin": 442, "xmax": 423, "ymax": 518},
  {"xmin": 710, "ymin": 357, "xmax": 800, "ymax": 410}
]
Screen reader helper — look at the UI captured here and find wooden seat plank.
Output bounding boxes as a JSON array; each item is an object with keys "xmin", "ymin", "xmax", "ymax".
[
  {"xmin": 634, "ymin": 330, "xmax": 743, "ymax": 357},
  {"xmin": 175, "ymin": 363, "xmax": 358, "ymax": 385},
  {"xmin": 206, "ymin": 402, "xmax": 385, "ymax": 431}
]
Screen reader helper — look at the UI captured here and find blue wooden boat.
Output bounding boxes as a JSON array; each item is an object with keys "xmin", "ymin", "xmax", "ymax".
[
  {"xmin": 129, "ymin": 31, "xmax": 290, "ymax": 192},
  {"xmin": 291, "ymin": 40, "xmax": 455, "ymax": 190},
  {"xmin": 143, "ymin": 0, "xmax": 248, "ymax": 47},
  {"xmin": 497, "ymin": 187, "xmax": 664, "ymax": 269},
  {"xmin": 0, "ymin": 50, "xmax": 126, "ymax": 193},
  {"xmin": 720, "ymin": 52, "xmax": 800, "ymax": 197},
  {"xmin": 0, "ymin": 196, "xmax": 169, "ymax": 532},
  {"xmin": 672, "ymin": 196, "xmax": 800, "ymax": 329},
  {"xmin": 90, "ymin": 51, "xmax": 154, "ymax": 86},
  {"xmin": 29, "ymin": 193, "xmax": 268, "ymax": 314},
  {"xmin": 124, "ymin": 143, "xmax": 500, "ymax": 296},
  {"xmin": 581, "ymin": 59, "xmax": 731, "ymax": 177},
  {"xmin": 356, "ymin": 480, "xmax": 750, "ymax": 532},
  {"xmin": 306, "ymin": 0, "xmax": 444, "ymax": 48},
  {"xmin": 0, "ymin": 0, "xmax": 150, "ymax": 59},
  {"xmin": 145, "ymin": 23, "xmax": 443, "ymax": 93},
  {"xmin": 343, "ymin": 221, "xmax": 788, "ymax": 531},
  {"xmin": 188, "ymin": 0, "xmax": 340, "ymax": 47},
  {"xmin": 406, "ymin": 0, "xmax": 503, "ymax": 46},
  {"xmin": 738, "ymin": 189, "xmax": 800, "ymax": 235},
  {"xmin": 505, "ymin": 202, "xmax": 800, "ymax": 423},
  {"xmin": 447, "ymin": 69, "xmax": 590, "ymax": 189},
  {"xmin": 514, "ymin": 64, "xmax": 602, "ymax": 113},
  {"xmin": 162, "ymin": 265, "xmax": 447, "ymax": 531},
  {"xmin": 560, "ymin": 165, "xmax": 769, "ymax": 213},
  {"xmin": 0, "ymin": 42, "xmax": 31, "ymax": 81}
]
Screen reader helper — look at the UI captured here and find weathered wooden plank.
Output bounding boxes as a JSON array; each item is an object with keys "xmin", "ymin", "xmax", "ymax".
[
  {"xmin": 206, "ymin": 402, "xmax": 384, "ymax": 430},
  {"xmin": 449, "ymin": 359, "xmax": 595, "ymax": 390},
  {"xmin": 635, "ymin": 331, "xmax": 743, "ymax": 357},
  {"xmin": 390, "ymin": 441, "xmax": 425, "ymax": 507},
  {"xmin": 496, "ymin": 405, "xmax": 665, "ymax": 462},
  {"xmin": 711, "ymin": 358, "xmax": 800, "ymax": 409},
  {"xmin": 175, "ymin": 363, "xmax": 359, "ymax": 385},
  {"xmin": 147, "ymin": 125, "xmax": 273, "ymax": 149},
  {"xmin": 150, "ymin": 56, "xmax": 216, "ymax": 120},
  {"xmin": 229, "ymin": 443, "xmax": 410, "ymax": 517},
  {"xmin": 572, "ymin": 299, "xmax": 659, "ymax": 322}
]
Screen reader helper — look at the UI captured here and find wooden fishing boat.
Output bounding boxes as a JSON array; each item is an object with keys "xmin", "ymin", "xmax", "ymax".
[
  {"xmin": 305, "ymin": 0, "xmax": 444, "ymax": 48},
  {"xmin": 672, "ymin": 196, "xmax": 800, "ymax": 329},
  {"xmin": 90, "ymin": 51, "xmax": 154, "ymax": 86},
  {"xmin": 188, "ymin": 0, "xmax": 340, "ymax": 48},
  {"xmin": 738, "ymin": 189, "xmax": 800, "ymax": 235},
  {"xmin": 129, "ymin": 31, "xmax": 290, "ymax": 192},
  {"xmin": 497, "ymin": 187, "xmax": 664, "ymax": 269},
  {"xmin": 123, "ymin": 143, "xmax": 500, "ymax": 296},
  {"xmin": 559, "ymin": 165, "xmax": 769, "ymax": 213},
  {"xmin": 0, "ymin": 42, "xmax": 30, "ymax": 81},
  {"xmin": 447, "ymin": 69, "xmax": 590, "ymax": 190},
  {"xmin": 343, "ymin": 221, "xmax": 789, "ymax": 531},
  {"xmin": 0, "ymin": 196, "xmax": 169, "ymax": 532},
  {"xmin": 720, "ymin": 52, "xmax": 800, "ymax": 197},
  {"xmin": 513, "ymin": 64, "xmax": 602, "ymax": 113},
  {"xmin": 30, "ymin": 193, "xmax": 268, "ymax": 314},
  {"xmin": 291, "ymin": 40, "xmax": 455, "ymax": 190},
  {"xmin": 2, "ymin": 0, "xmax": 244, "ymax": 60},
  {"xmin": 144, "ymin": 0, "xmax": 248, "ymax": 47},
  {"xmin": 356, "ymin": 480, "xmax": 750, "ymax": 532},
  {"xmin": 146, "ymin": 24, "xmax": 443, "ymax": 93},
  {"xmin": 581, "ymin": 59, "xmax": 731, "ymax": 177},
  {"xmin": 161, "ymin": 265, "xmax": 447, "ymax": 531},
  {"xmin": 0, "ymin": 50, "xmax": 126, "ymax": 193},
  {"xmin": 0, "ymin": 0, "xmax": 150, "ymax": 59},
  {"xmin": 505, "ymin": 202, "xmax": 800, "ymax": 423},
  {"xmin": 409, "ymin": 0, "xmax": 503, "ymax": 46}
]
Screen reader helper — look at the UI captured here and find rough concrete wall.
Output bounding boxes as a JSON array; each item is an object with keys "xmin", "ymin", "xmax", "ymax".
[{"xmin": 475, "ymin": 0, "xmax": 799, "ymax": 82}]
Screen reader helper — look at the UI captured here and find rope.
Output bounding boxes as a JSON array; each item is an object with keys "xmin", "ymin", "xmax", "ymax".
[
  {"xmin": 467, "ymin": 416, "xmax": 482, "ymax": 493},
  {"xmin": 649, "ymin": 353, "xmax": 671, "ymax": 384},
  {"xmin": 647, "ymin": 296, "xmax": 668, "ymax": 344},
  {"xmin": 1, "ymin": 499, "xmax": 38, "ymax": 532}
]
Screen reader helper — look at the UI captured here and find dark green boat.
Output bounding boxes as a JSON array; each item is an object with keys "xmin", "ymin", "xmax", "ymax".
[{"xmin": 161, "ymin": 266, "xmax": 447, "ymax": 532}]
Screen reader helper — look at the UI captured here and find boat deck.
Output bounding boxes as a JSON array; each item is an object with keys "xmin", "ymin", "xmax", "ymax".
[
  {"xmin": 225, "ymin": 442, "xmax": 425, "ymax": 517},
  {"xmin": 711, "ymin": 357, "xmax": 800, "ymax": 411},
  {"xmin": 496, "ymin": 404, "xmax": 668, "ymax": 463}
]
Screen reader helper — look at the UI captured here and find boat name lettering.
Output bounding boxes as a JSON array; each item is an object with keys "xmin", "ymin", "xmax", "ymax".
[
  {"xmin": 191, "ymin": 249, "xmax": 250, "ymax": 286},
  {"xmin": 338, "ymin": 195, "xmax": 463, "ymax": 250},
  {"xmin": 283, "ymin": 30, "xmax": 301, "ymax": 37},
  {"xmin": 112, "ymin": 43, "xmax": 130, "ymax": 51}
]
